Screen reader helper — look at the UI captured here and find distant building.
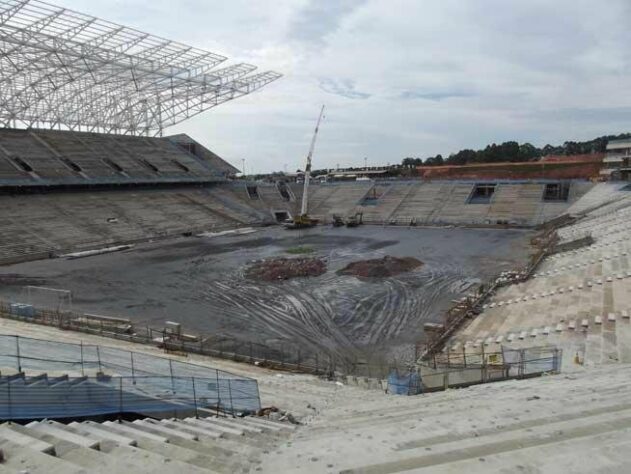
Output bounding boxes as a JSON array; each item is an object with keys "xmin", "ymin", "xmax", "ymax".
[
  {"xmin": 603, "ymin": 139, "xmax": 631, "ymax": 181},
  {"xmin": 326, "ymin": 167, "xmax": 399, "ymax": 182}
]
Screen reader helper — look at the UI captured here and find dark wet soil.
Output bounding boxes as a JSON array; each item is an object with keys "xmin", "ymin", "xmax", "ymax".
[
  {"xmin": 0, "ymin": 274, "xmax": 46, "ymax": 286},
  {"xmin": 0, "ymin": 225, "xmax": 534, "ymax": 364},
  {"xmin": 246, "ymin": 257, "xmax": 327, "ymax": 281}
]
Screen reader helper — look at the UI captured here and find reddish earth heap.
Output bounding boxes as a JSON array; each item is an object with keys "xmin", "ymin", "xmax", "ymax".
[
  {"xmin": 338, "ymin": 256, "xmax": 423, "ymax": 278},
  {"xmin": 246, "ymin": 257, "xmax": 327, "ymax": 281}
]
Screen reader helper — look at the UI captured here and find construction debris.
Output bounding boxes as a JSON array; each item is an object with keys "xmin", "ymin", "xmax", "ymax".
[
  {"xmin": 245, "ymin": 257, "xmax": 327, "ymax": 281},
  {"xmin": 256, "ymin": 406, "xmax": 300, "ymax": 424},
  {"xmin": 337, "ymin": 256, "xmax": 423, "ymax": 278}
]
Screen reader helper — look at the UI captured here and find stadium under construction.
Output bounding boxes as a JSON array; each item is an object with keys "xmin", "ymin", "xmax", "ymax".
[{"xmin": 0, "ymin": 1, "xmax": 631, "ymax": 473}]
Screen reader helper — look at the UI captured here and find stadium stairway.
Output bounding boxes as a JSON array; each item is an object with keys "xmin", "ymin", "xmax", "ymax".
[
  {"xmin": 449, "ymin": 190, "xmax": 631, "ymax": 370},
  {"xmin": 257, "ymin": 363, "xmax": 631, "ymax": 473},
  {"xmin": 566, "ymin": 182, "xmax": 631, "ymax": 216},
  {"xmin": 1, "ymin": 364, "xmax": 631, "ymax": 473},
  {"xmin": 0, "ymin": 415, "xmax": 294, "ymax": 473},
  {"xmin": 3, "ymin": 363, "xmax": 631, "ymax": 472}
]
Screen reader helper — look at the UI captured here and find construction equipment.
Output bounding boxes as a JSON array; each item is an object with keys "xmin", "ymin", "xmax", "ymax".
[
  {"xmin": 345, "ymin": 212, "xmax": 363, "ymax": 227},
  {"xmin": 331, "ymin": 214, "xmax": 345, "ymax": 227},
  {"xmin": 284, "ymin": 105, "xmax": 325, "ymax": 230}
]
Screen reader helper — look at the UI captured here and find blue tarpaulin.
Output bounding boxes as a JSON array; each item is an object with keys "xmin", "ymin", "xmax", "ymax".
[{"xmin": 387, "ymin": 370, "xmax": 422, "ymax": 395}]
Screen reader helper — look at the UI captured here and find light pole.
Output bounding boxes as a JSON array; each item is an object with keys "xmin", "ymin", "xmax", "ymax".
[{"xmin": 242, "ymin": 159, "xmax": 246, "ymax": 178}]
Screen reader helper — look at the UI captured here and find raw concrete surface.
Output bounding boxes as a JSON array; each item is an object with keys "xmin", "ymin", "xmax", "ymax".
[{"xmin": 0, "ymin": 225, "xmax": 533, "ymax": 364}]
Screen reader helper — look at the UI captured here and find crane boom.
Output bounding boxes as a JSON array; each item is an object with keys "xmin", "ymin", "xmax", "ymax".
[{"xmin": 300, "ymin": 105, "xmax": 325, "ymax": 216}]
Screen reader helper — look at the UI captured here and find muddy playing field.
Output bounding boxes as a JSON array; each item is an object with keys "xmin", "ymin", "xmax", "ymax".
[{"xmin": 0, "ymin": 226, "xmax": 533, "ymax": 365}]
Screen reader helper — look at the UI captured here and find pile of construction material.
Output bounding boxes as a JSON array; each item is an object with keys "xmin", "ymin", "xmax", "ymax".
[
  {"xmin": 245, "ymin": 257, "xmax": 327, "ymax": 281},
  {"xmin": 337, "ymin": 256, "xmax": 423, "ymax": 278}
]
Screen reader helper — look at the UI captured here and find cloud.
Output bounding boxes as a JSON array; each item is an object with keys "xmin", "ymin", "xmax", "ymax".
[
  {"xmin": 319, "ymin": 78, "xmax": 371, "ymax": 100},
  {"xmin": 399, "ymin": 90, "xmax": 475, "ymax": 101},
  {"xmin": 286, "ymin": 0, "xmax": 368, "ymax": 47},
  {"xmin": 48, "ymin": 0, "xmax": 631, "ymax": 171}
]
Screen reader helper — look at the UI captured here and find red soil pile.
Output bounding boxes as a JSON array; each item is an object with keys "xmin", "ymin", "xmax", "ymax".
[
  {"xmin": 541, "ymin": 153, "xmax": 604, "ymax": 163},
  {"xmin": 246, "ymin": 257, "xmax": 327, "ymax": 281},
  {"xmin": 338, "ymin": 256, "xmax": 423, "ymax": 278}
]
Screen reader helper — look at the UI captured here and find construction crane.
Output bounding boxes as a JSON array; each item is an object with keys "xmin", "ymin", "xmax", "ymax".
[{"xmin": 284, "ymin": 105, "xmax": 325, "ymax": 229}]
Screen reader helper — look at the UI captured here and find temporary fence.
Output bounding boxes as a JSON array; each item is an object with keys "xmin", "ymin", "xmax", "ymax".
[
  {"xmin": 387, "ymin": 370, "xmax": 422, "ymax": 395},
  {"xmin": 0, "ymin": 299, "xmax": 355, "ymax": 376},
  {"xmin": 416, "ymin": 346, "xmax": 562, "ymax": 393},
  {"xmin": 420, "ymin": 222, "xmax": 561, "ymax": 359},
  {"xmin": 0, "ymin": 334, "xmax": 261, "ymax": 420}
]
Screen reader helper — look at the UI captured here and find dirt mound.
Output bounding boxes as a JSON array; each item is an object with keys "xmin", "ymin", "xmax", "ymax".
[
  {"xmin": 338, "ymin": 256, "xmax": 423, "ymax": 278},
  {"xmin": 246, "ymin": 257, "xmax": 327, "ymax": 281}
]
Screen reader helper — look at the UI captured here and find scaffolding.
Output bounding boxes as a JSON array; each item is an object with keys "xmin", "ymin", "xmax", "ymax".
[{"xmin": 0, "ymin": 0, "xmax": 281, "ymax": 136}]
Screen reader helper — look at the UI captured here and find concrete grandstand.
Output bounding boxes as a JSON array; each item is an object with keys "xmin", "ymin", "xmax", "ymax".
[
  {"xmin": 0, "ymin": 176, "xmax": 595, "ymax": 264},
  {"xmin": 2, "ymin": 0, "xmax": 631, "ymax": 473},
  {"xmin": 448, "ymin": 182, "xmax": 631, "ymax": 369}
]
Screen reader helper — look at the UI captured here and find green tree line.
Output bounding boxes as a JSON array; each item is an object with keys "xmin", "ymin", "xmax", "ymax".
[{"xmin": 403, "ymin": 133, "xmax": 631, "ymax": 167}]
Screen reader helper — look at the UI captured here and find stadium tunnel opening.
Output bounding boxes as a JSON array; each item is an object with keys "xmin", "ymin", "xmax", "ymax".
[
  {"xmin": 61, "ymin": 157, "xmax": 82, "ymax": 173},
  {"xmin": 11, "ymin": 156, "xmax": 34, "ymax": 173},
  {"xmin": 277, "ymin": 182, "xmax": 291, "ymax": 201},
  {"xmin": 468, "ymin": 183, "xmax": 496, "ymax": 204},
  {"xmin": 139, "ymin": 158, "xmax": 160, "ymax": 173},
  {"xmin": 102, "ymin": 157, "xmax": 125, "ymax": 174},
  {"xmin": 273, "ymin": 210, "xmax": 290, "ymax": 222},
  {"xmin": 246, "ymin": 185, "xmax": 259, "ymax": 199},
  {"xmin": 543, "ymin": 182, "xmax": 570, "ymax": 201},
  {"xmin": 171, "ymin": 159, "xmax": 190, "ymax": 173}
]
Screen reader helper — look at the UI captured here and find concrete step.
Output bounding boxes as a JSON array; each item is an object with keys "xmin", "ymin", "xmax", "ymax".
[
  {"xmin": 0, "ymin": 438, "xmax": 87, "ymax": 474},
  {"xmin": 160, "ymin": 419, "xmax": 222, "ymax": 439},
  {"xmin": 0, "ymin": 423, "xmax": 55, "ymax": 454},
  {"xmin": 185, "ymin": 417, "xmax": 245, "ymax": 436},
  {"xmin": 102, "ymin": 420, "xmax": 169, "ymax": 443},
  {"xmin": 206, "ymin": 416, "xmax": 264, "ymax": 434},
  {"xmin": 101, "ymin": 422, "xmax": 226, "ymax": 473},
  {"xmin": 238, "ymin": 416, "xmax": 295, "ymax": 432},
  {"xmin": 26, "ymin": 420, "xmax": 101, "ymax": 449},
  {"xmin": 339, "ymin": 407, "xmax": 631, "ymax": 473},
  {"xmin": 409, "ymin": 430, "xmax": 631, "ymax": 474},
  {"xmin": 98, "ymin": 443, "xmax": 217, "ymax": 474},
  {"xmin": 324, "ymin": 385, "xmax": 620, "ymax": 430},
  {"xmin": 396, "ymin": 400, "xmax": 631, "ymax": 452},
  {"xmin": 132, "ymin": 419, "xmax": 198, "ymax": 441},
  {"xmin": 69, "ymin": 421, "xmax": 137, "ymax": 446}
]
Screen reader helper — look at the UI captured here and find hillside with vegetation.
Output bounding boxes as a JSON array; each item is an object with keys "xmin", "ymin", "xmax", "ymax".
[{"xmin": 403, "ymin": 132, "xmax": 631, "ymax": 167}]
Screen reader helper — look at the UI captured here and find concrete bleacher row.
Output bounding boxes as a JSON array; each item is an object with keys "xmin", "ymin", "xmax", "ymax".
[
  {"xmin": 0, "ymin": 297, "xmax": 630, "ymax": 472},
  {"xmin": 565, "ymin": 182, "xmax": 631, "ymax": 216},
  {"xmin": 0, "ymin": 414, "xmax": 293, "ymax": 473},
  {"xmin": 450, "ymin": 191, "xmax": 631, "ymax": 367},
  {"xmin": 0, "ymin": 128, "xmax": 223, "ymax": 184},
  {"xmin": 258, "ymin": 362, "xmax": 631, "ymax": 473},
  {"xmin": 221, "ymin": 182, "xmax": 301, "ymax": 221},
  {"xmin": 0, "ymin": 187, "xmax": 260, "ymax": 264},
  {"xmin": 291, "ymin": 181, "xmax": 593, "ymax": 226},
  {"xmin": 0, "ymin": 176, "xmax": 599, "ymax": 264}
]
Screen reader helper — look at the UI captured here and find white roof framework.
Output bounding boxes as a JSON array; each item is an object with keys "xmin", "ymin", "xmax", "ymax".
[{"xmin": 0, "ymin": 0, "xmax": 281, "ymax": 135}]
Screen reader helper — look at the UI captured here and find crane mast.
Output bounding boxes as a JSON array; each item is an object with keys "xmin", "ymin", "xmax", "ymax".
[{"xmin": 300, "ymin": 105, "xmax": 325, "ymax": 216}]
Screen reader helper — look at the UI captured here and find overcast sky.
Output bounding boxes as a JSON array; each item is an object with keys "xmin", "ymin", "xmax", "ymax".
[{"xmin": 62, "ymin": 0, "xmax": 631, "ymax": 173}]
